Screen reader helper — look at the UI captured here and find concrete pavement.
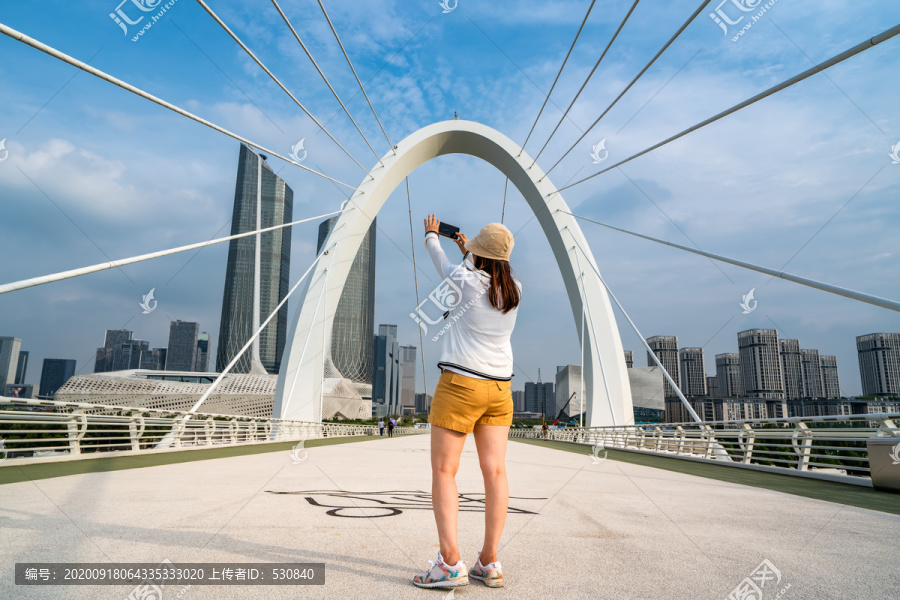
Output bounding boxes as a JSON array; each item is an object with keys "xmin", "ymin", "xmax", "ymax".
[{"xmin": 1, "ymin": 432, "xmax": 898, "ymax": 599}]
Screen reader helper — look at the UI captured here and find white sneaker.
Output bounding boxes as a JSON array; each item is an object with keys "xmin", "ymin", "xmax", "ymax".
[{"xmin": 412, "ymin": 551, "xmax": 469, "ymax": 588}]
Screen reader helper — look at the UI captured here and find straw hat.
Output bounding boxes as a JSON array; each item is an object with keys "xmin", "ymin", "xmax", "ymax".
[{"xmin": 465, "ymin": 223, "xmax": 514, "ymax": 261}]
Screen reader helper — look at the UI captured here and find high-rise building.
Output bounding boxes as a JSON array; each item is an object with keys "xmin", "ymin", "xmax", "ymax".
[
  {"xmin": 706, "ymin": 376, "xmax": 718, "ymax": 397},
  {"xmin": 317, "ymin": 216, "xmax": 377, "ymax": 390},
  {"xmin": 15, "ymin": 350, "xmax": 28, "ymax": 384},
  {"xmin": 399, "ymin": 345, "xmax": 417, "ymax": 412},
  {"xmin": 678, "ymin": 347, "xmax": 707, "ymax": 396},
  {"xmin": 195, "ymin": 333, "xmax": 210, "ymax": 372},
  {"xmin": 800, "ymin": 349, "xmax": 825, "ymax": 399},
  {"xmin": 715, "ymin": 353, "xmax": 742, "ymax": 397},
  {"xmin": 779, "ymin": 339, "xmax": 803, "ymax": 401},
  {"xmin": 94, "ymin": 329, "xmax": 147, "ymax": 373},
  {"xmin": 415, "ymin": 392, "xmax": 432, "ymax": 414},
  {"xmin": 0, "ymin": 337, "xmax": 22, "ymax": 391},
  {"xmin": 373, "ymin": 325, "xmax": 401, "ymax": 415},
  {"xmin": 139, "ymin": 348, "xmax": 167, "ymax": 371},
  {"xmin": 647, "ymin": 336, "xmax": 679, "ymax": 397},
  {"xmin": 555, "ymin": 365, "xmax": 583, "ymax": 420},
  {"xmin": 856, "ymin": 333, "xmax": 900, "ymax": 397},
  {"xmin": 525, "ymin": 371, "xmax": 555, "ymax": 418},
  {"xmin": 738, "ymin": 329, "xmax": 784, "ymax": 399},
  {"xmin": 39, "ymin": 359, "xmax": 76, "ymax": 398},
  {"xmin": 218, "ymin": 144, "xmax": 293, "ymax": 375},
  {"xmin": 166, "ymin": 320, "xmax": 199, "ymax": 371},
  {"xmin": 512, "ymin": 390, "xmax": 525, "ymax": 412},
  {"xmin": 821, "ymin": 355, "xmax": 841, "ymax": 399},
  {"xmin": 624, "ymin": 350, "xmax": 633, "ymax": 369}
]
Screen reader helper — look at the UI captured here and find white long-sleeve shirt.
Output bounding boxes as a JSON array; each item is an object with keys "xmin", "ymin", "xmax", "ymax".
[{"xmin": 423, "ymin": 231, "xmax": 521, "ymax": 380}]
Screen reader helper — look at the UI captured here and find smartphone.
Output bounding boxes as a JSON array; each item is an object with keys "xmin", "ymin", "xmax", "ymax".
[{"xmin": 438, "ymin": 222, "xmax": 460, "ymax": 239}]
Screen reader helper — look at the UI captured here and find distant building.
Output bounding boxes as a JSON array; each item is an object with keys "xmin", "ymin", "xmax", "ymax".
[
  {"xmin": 399, "ymin": 345, "xmax": 417, "ymax": 413},
  {"xmin": 139, "ymin": 348, "xmax": 167, "ymax": 371},
  {"xmin": 554, "ymin": 365, "xmax": 582, "ymax": 420},
  {"xmin": 39, "ymin": 359, "xmax": 76, "ymax": 398},
  {"xmin": 716, "ymin": 353, "xmax": 742, "ymax": 397},
  {"xmin": 512, "ymin": 390, "xmax": 525, "ymax": 412},
  {"xmin": 779, "ymin": 339, "xmax": 803, "ymax": 401},
  {"xmin": 15, "ymin": 350, "xmax": 28, "ymax": 384},
  {"xmin": 166, "ymin": 320, "xmax": 199, "ymax": 372},
  {"xmin": 0, "ymin": 337, "xmax": 22, "ymax": 391},
  {"xmin": 217, "ymin": 144, "xmax": 293, "ymax": 375},
  {"xmin": 94, "ymin": 330, "xmax": 148, "ymax": 373},
  {"xmin": 800, "ymin": 349, "xmax": 825, "ymax": 399},
  {"xmin": 647, "ymin": 336, "xmax": 679, "ymax": 397},
  {"xmin": 738, "ymin": 329, "xmax": 784, "ymax": 399},
  {"xmin": 624, "ymin": 350, "xmax": 633, "ymax": 368},
  {"xmin": 629, "ymin": 366, "xmax": 665, "ymax": 417},
  {"xmin": 415, "ymin": 392, "xmax": 432, "ymax": 414},
  {"xmin": 318, "ymin": 216, "xmax": 376, "ymax": 393},
  {"xmin": 821, "ymin": 355, "xmax": 841, "ymax": 399},
  {"xmin": 665, "ymin": 396, "xmax": 786, "ymax": 424},
  {"xmin": 372, "ymin": 325, "xmax": 401, "ymax": 415},
  {"xmin": 856, "ymin": 333, "xmax": 900, "ymax": 397},
  {"xmin": 706, "ymin": 376, "xmax": 718, "ymax": 397},
  {"xmin": 195, "ymin": 333, "xmax": 210, "ymax": 372},
  {"xmin": 524, "ymin": 375, "xmax": 555, "ymax": 418},
  {"xmin": 678, "ymin": 347, "xmax": 707, "ymax": 396}
]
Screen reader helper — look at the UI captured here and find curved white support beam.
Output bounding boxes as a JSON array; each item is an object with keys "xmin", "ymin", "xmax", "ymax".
[{"xmin": 273, "ymin": 120, "xmax": 634, "ymax": 427}]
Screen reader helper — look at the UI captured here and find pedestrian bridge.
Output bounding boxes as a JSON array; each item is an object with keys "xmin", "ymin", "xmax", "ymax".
[{"xmin": 2, "ymin": 406, "xmax": 898, "ymax": 599}]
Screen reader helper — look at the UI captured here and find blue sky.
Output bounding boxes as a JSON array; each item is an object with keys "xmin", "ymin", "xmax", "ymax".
[{"xmin": 1, "ymin": 0, "xmax": 898, "ymax": 397}]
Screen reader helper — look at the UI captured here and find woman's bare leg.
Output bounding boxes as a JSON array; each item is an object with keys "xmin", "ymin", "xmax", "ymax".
[
  {"xmin": 472, "ymin": 424, "xmax": 509, "ymax": 564},
  {"xmin": 431, "ymin": 425, "xmax": 467, "ymax": 564}
]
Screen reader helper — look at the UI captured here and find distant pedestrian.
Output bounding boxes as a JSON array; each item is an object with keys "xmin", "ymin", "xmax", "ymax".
[
  {"xmin": 388, "ymin": 419, "xmax": 395, "ymax": 438},
  {"xmin": 542, "ymin": 423, "xmax": 549, "ymax": 440},
  {"xmin": 378, "ymin": 419, "xmax": 385, "ymax": 437}
]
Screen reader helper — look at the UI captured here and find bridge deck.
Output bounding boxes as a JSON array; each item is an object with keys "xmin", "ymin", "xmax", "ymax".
[{"xmin": 2, "ymin": 432, "xmax": 898, "ymax": 599}]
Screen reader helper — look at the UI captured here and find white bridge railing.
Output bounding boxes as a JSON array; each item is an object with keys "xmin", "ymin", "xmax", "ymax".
[
  {"xmin": 510, "ymin": 413, "xmax": 900, "ymax": 485},
  {"xmin": 0, "ymin": 398, "xmax": 424, "ymax": 465}
]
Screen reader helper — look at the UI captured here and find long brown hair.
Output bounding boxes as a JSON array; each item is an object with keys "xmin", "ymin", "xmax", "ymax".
[{"xmin": 473, "ymin": 255, "xmax": 520, "ymax": 314}]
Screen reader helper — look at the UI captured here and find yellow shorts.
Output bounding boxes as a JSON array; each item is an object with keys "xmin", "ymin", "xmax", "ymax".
[{"xmin": 428, "ymin": 370, "xmax": 513, "ymax": 434}]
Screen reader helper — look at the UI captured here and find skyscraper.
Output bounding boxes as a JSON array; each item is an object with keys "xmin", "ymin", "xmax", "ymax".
[
  {"xmin": 94, "ymin": 330, "xmax": 147, "ymax": 372},
  {"xmin": 373, "ymin": 324, "xmax": 401, "ymax": 415},
  {"xmin": 15, "ymin": 350, "xmax": 28, "ymax": 384},
  {"xmin": 706, "ymin": 376, "xmax": 718, "ymax": 397},
  {"xmin": 800, "ymin": 349, "xmax": 825, "ymax": 399},
  {"xmin": 525, "ymin": 370, "xmax": 555, "ymax": 417},
  {"xmin": 738, "ymin": 329, "xmax": 784, "ymax": 399},
  {"xmin": 856, "ymin": 333, "xmax": 900, "ymax": 397},
  {"xmin": 0, "ymin": 337, "xmax": 21, "ymax": 391},
  {"xmin": 647, "ymin": 336, "xmax": 679, "ymax": 397},
  {"xmin": 399, "ymin": 345, "xmax": 417, "ymax": 413},
  {"xmin": 821, "ymin": 355, "xmax": 841, "ymax": 399},
  {"xmin": 166, "ymin": 320, "xmax": 199, "ymax": 371},
  {"xmin": 678, "ymin": 347, "xmax": 707, "ymax": 397},
  {"xmin": 39, "ymin": 359, "xmax": 76, "ymax": 398},
  {"xmin": 779, "ymin": 339, "xmax": 803, "ymax": 401},
  {"xmin": 218, "ymin": 144, "xmax": 293, "ymax": 375},
  {"xmin": 624, "ymin": 350, "xmax": 634, "ymax": 369},
  {"xmin": 195, "ymin": 333, "xmax": 210, "ymax": 372},
  {"xmin": 317, "ymin": 216, "xmax": 376, "ymax": 390},
  {"xmin": 716, "ymin": 353, "xmax": 742, "ymax": 397}
]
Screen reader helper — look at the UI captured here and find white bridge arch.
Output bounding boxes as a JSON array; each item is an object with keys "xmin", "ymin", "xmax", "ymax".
[{"xmin": 273, "ymin": 120, "xmax": 633, "ymax": 427}]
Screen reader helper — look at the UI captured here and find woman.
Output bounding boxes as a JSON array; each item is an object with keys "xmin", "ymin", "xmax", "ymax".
[{"xmin": 413, "ymin": 214, "xmax": 521, "ymax": 589}]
